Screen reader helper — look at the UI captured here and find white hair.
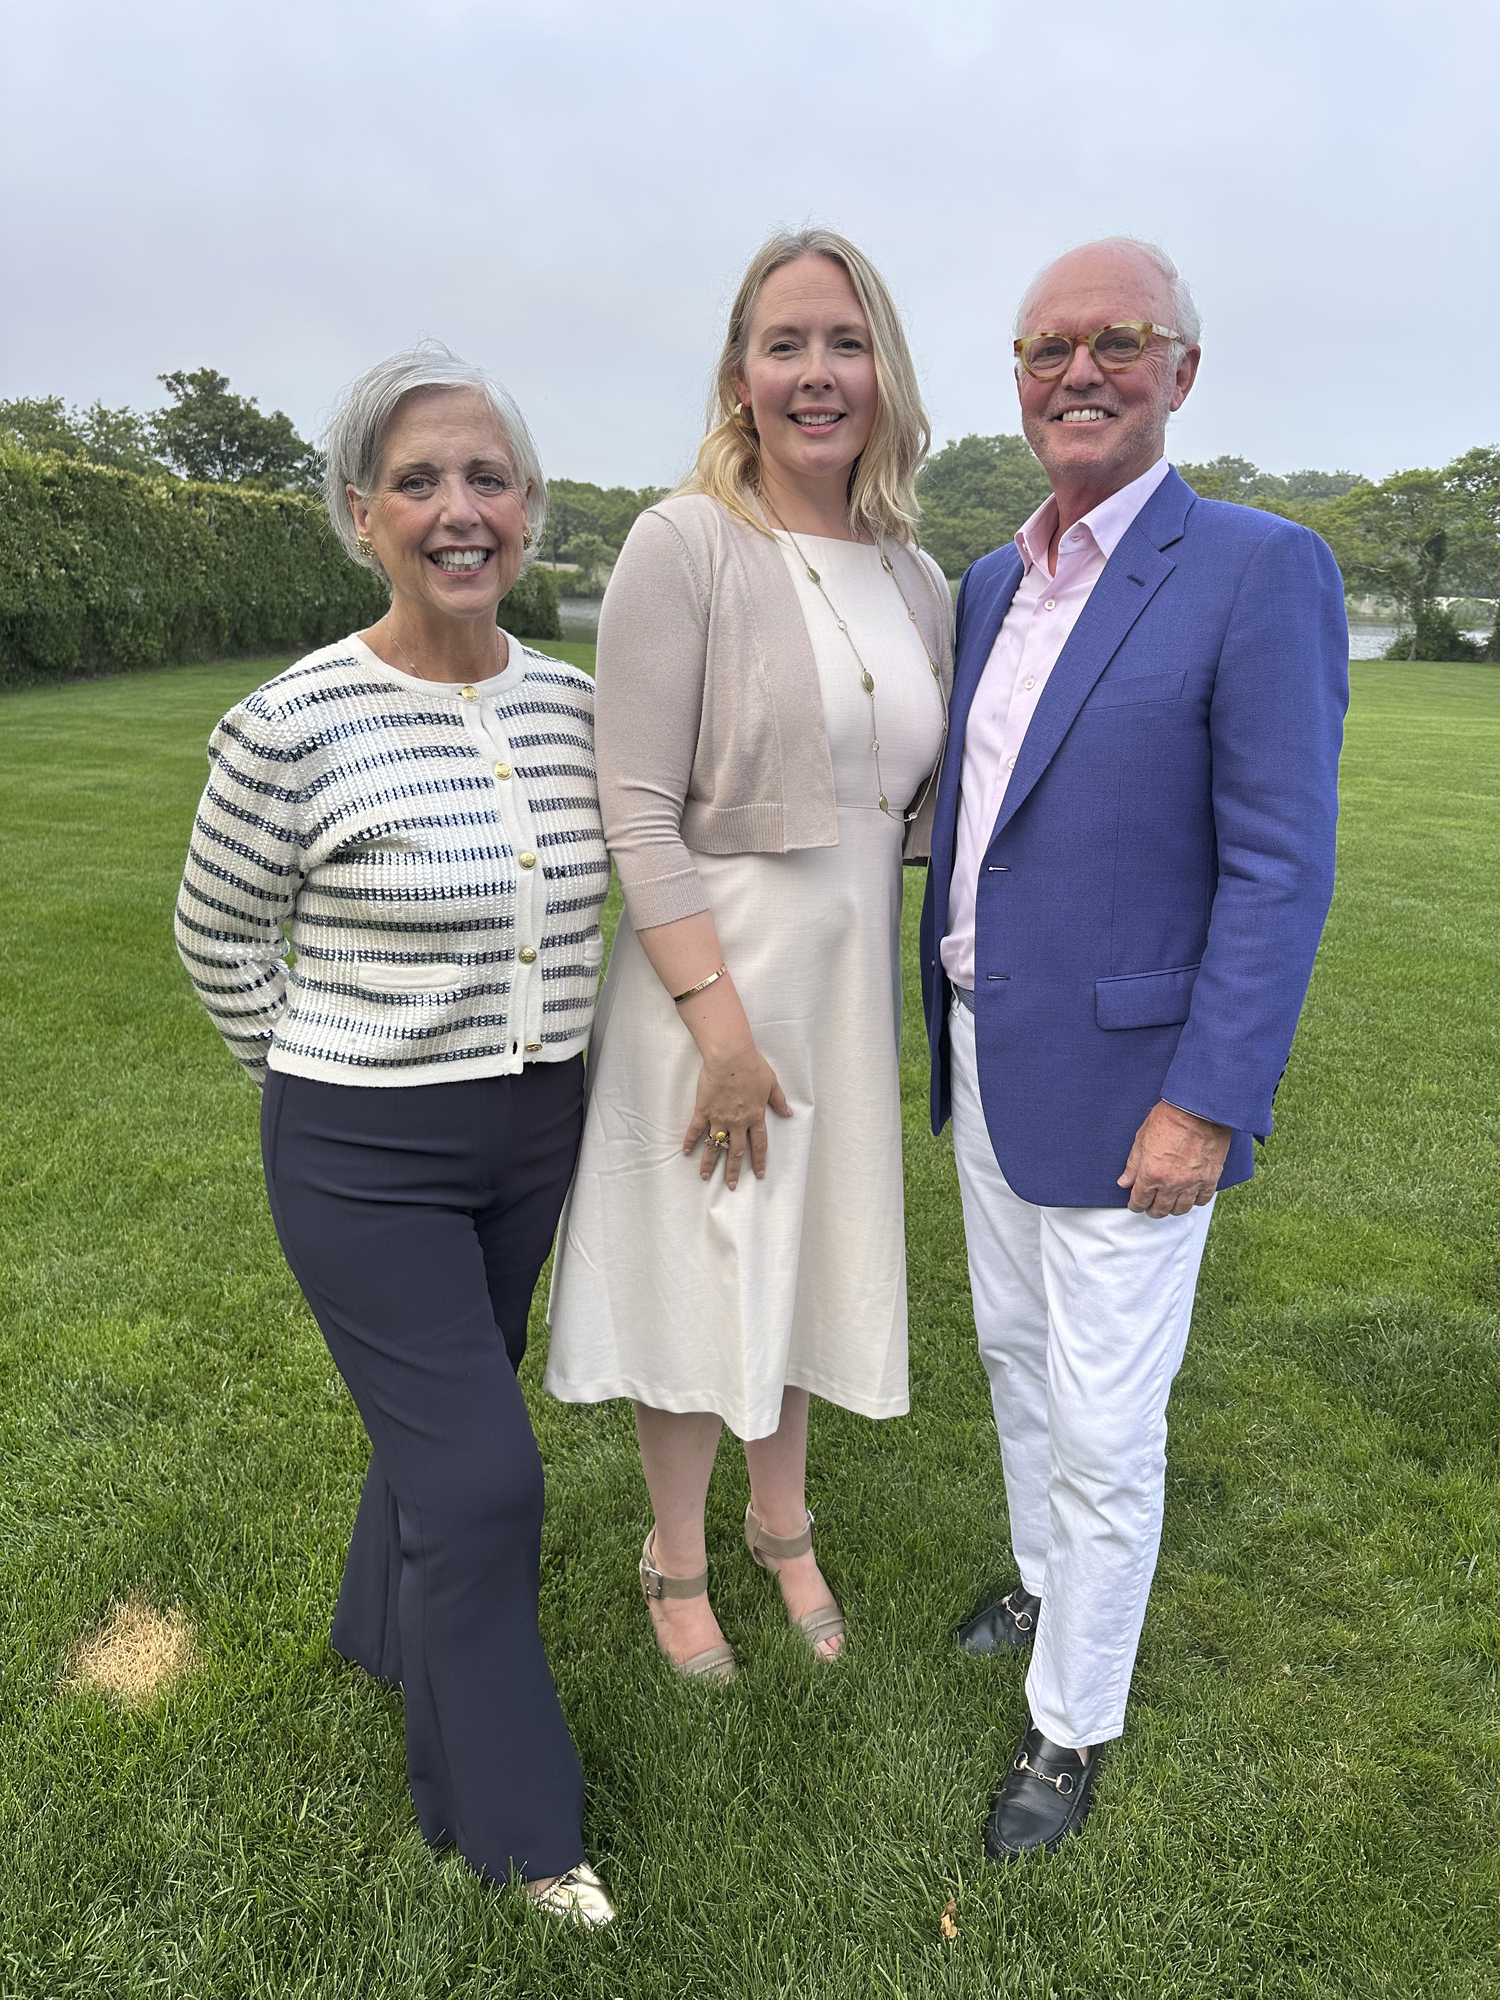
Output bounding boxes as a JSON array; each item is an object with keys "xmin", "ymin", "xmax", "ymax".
[
  {"xmin": 322, "ymin": 342, "xmax": 547, "ymax": 575},
  {"xmin": 1014, "ymin": 237, "xmax": 1201, "ymax": 350}
]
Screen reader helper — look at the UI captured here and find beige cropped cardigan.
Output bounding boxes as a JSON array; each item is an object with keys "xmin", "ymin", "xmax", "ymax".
[{"xmin": 596, "ymin": 492, "xmax": 956, "ymax": 930}]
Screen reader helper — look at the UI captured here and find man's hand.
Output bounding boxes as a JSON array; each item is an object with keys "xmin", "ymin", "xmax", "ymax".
[{"xmin": 1117, "ymin": 1100, "xmax": 1231, "ymax": 1218}]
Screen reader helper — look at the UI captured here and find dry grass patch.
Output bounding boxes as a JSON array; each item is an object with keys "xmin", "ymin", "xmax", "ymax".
[{"xmin": 68, "ymin": 1598, "xmax": 195, "ymax": 1705}]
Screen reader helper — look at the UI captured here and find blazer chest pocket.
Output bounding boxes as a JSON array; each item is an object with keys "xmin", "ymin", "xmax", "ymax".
[
  {"xmin": 1095, "ymin": 962, "xmax": 1201, "ymax": 1030},
  {"xmin": 1086, "ymin": 669, "xmax": 1187, "ymax": 710}
]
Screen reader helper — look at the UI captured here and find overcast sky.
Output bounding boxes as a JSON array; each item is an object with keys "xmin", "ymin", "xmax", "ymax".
[{"xmin": 3, "ymin": 0, "xmax": 1497, "ymax": 491}]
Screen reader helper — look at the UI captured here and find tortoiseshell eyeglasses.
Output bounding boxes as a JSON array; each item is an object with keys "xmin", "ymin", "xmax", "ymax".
[{"xmin": 1013, "ymin": 323, "xmax": 1183, "ymax": 381}]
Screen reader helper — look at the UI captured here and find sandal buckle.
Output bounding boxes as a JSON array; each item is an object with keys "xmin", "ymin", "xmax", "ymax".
[{"xmin": 640, "ymin": 1562, "xmax": 666, "ymax": 1601}]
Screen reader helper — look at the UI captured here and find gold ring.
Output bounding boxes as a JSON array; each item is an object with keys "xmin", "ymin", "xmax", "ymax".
[{"xmin": 712, "ymin": 1130, "xmax": 730, "ymax": 1148}]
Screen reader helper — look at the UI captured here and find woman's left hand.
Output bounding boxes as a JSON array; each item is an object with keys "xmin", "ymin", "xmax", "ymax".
[
  {"xmin": 634, "ymin": 912, "xmax": 791, "ymax": 1190},
  {"xmin": 683, "ymin": 1037, "xmax": 792, "ymax": 1190}
]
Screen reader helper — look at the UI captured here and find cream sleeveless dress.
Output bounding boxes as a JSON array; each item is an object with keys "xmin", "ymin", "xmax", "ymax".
[{"xmin": 545, "ymin": 535, "xmax": 945, "ymax": 1440}]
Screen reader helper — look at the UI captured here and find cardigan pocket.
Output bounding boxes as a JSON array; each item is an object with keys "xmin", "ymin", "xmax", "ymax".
[
  {"xmin": 354, "ymin": 960, "xmax": 470, "ymax": 998},
  {"xmin": 1095, "ymin": 962, "xmax": 1201, "ymax": 1030}
]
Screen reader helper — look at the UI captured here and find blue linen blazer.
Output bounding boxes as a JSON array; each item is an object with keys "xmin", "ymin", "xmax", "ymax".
[{"xmin": 919, "ymin": 467, "xmax": 1349, "ymax": 1207}]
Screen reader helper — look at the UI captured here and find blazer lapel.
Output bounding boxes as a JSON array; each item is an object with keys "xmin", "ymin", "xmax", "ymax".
[
  {"xmin": 932, "ymin": 550, "xmax": 1024, "ymax": 886},
  {"xmin": 987, "ymin": 476, "xmax": 1192, "ymax": 844}
]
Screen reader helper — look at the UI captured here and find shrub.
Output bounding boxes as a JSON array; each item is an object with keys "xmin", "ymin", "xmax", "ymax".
[
  {"xmin": 0, "ymin": 444, "xmax": 560, "ymax": 689},
  {"xmin": 1383, "ymin": 606, "xmax": 1485, "ymax": 662},
  {"xmin": 494, "ymin": 563, "xmax": 561, "ymax": 642}
]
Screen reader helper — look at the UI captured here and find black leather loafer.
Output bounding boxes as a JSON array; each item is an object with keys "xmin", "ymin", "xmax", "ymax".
[
  {"xmin": 955, "ymin": 1585, "xmax": 1041, "ymax": 1656},
  {"xmin": 983, "ymin": 1717, "xmax": 1099, "ymax": 1859}
]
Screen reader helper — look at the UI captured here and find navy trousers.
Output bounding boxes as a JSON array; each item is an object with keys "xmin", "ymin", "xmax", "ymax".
[{"xmin": 261, "ymin": 1060, "xmax": 586, "ymax": 1884}]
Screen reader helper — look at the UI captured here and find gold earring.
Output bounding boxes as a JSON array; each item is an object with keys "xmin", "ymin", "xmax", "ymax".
[
  {"xmin": 356, "ymin": 534, "xmax": 375, "ymax": 558},
  {"xmin": 522, "ymin": 528, "xmax": 532, "ymax": 549}
]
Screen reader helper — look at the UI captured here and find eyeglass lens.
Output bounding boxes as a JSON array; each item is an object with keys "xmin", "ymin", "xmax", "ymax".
[{"xmin": 1023, "ymin": 326, "xmax": 1149, "ymax": 378}]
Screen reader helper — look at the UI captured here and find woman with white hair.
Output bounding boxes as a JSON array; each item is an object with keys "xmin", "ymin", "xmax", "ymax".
[
  {"xmin": 547, "ymin": 230, "xmax": 953, "ymax": 1677},
  {"xmin": 175, "ymin": 348, "xmax": 613, "ymax": 1923}
]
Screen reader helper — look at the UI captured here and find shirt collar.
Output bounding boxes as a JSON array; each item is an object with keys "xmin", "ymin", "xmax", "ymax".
[{"xmin": 1013, "ymin": 456, "xmax": 1173, "ymax": 573}]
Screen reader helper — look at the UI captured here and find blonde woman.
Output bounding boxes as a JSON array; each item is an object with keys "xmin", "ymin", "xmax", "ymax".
[{"xmin": 546, "ymin": 229, "xmax": 952, "ymax": 1677}]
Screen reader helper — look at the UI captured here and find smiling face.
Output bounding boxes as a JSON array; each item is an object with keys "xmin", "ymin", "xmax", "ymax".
[
  {"xmin": 733, "ymin": 254, "xmax": 878, "ymax": 512},
  {"xmin": 1016, "ymin": 244, "xmax": 1200, "ymax": 505},
  {"xmin": 348, "ymin": 388, "xmax": 531, "ymax": 625}
]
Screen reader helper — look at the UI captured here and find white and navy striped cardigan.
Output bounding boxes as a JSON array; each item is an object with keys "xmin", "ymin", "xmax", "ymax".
[{"xmin": 175, "ymin": 634, "xmax": 609, "ymax": 1086}]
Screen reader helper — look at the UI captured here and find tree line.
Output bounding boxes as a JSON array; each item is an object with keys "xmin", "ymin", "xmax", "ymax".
[
  {"xmin": 918, "ymin": 436, "xmax": 1500, "ymax": 661},
  {"xmin": 0, "ymin": 382, "xmax": 665, "ymax": 600},
  {"xmin": 5, "ymin": 374, "xmax": 1497, "ymax": 661},
  {"xmin": 1173, "ymin": 450, "xmax": 1500, "ymax": 661},
  {"xmin": 540, "ymin": 439, "xmax": 1500, "ymax": 662},
  {"xmin": 1, "ymin": 372, "xmax": 322, "ymax": 490}
]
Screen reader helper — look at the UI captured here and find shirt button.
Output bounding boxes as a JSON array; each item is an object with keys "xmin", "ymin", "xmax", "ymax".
[
  {"xmin": 1024, "ymin": 676, "xmax": 1036, "ymax": 690},
  {"xmin": 518, "ymin": 945, "xmax": 537, "ymax": 963},
  {"xmin": 1044, "ymin": 598, "xmax": 1056, "ymax": 611},
  {"xmin": 493, "ymin": 761, "xmax": 511, "ymax": 779},
  {"xmin": 1007, "ymin": 755, "xmax": 1017, "ymax": 769},
  {"xmin": 525, "ymin": 1041, "xmax": 542, "ymax": 1052},
  {"xmin": 461, "ymin": 686, "xmax": 478, "ymax": 701},
  {"xmin": 518, "ymin": 851, "xmax": 537, "ymax": 869}
]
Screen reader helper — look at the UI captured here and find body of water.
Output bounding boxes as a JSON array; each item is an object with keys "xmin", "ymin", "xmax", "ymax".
[
  {"xmin": 1350, "ymin": 623, "xmax": 1400, "ymax": 659},
  {"xmin": 1350, "ymin": 623, "xmax": 1491, "ymax": 658},
  {"xmin": 558, "ymin": 596, "xmax": 600, "ymax": 639}
]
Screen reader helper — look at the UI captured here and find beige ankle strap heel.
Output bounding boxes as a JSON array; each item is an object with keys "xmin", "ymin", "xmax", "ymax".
[
  {"xmin": 638, "ymin": 1532, "xmax": 737, "ymax": 1681},
  {"xmin": 744, "ymin": 1504, "xmax": 847, "ymax": 1659}
]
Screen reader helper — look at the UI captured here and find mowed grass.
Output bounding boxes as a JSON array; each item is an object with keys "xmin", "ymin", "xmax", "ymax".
[{"xmin": 1, "ymin": 653, "xmax": 1497, "ymax": 1999}]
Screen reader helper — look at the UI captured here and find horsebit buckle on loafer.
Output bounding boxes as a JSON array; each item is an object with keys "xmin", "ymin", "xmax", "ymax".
[
  {"xmin": 1003, "ymin": 1591, "xmax": 1034, "ymax": 1633},
  {"xmin": 1014, "ymin": 1752, "xmax": 1075, "ymax": 1795}
]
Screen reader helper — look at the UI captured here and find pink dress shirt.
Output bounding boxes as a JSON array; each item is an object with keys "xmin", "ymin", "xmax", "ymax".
[{"xmin": 940, "ymin": 456, "xmax": 1174, "ymax": 989}]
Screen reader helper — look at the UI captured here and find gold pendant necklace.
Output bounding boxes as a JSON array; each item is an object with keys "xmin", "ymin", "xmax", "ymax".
[{"xmin": 767, "ymin": 510, "xmax": 948, "ymax": 822}]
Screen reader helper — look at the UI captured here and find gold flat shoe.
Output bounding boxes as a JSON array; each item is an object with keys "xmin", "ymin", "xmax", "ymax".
[{"xmin": 526, "ymin": 1862, "xmax": 615, "ymax": 1926}]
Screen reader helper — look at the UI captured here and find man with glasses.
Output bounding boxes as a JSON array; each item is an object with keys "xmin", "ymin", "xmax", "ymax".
[{"xmin": 921, "ymin": 238, "xmax": 1348, "ymax": 1856}]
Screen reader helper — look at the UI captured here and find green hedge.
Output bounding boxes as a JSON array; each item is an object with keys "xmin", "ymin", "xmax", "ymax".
[{"xmin": 0, "ymin": 445, "xmax": 561, "ymax": 689}]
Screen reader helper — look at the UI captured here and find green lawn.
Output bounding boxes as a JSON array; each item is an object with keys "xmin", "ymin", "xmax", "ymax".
[{"xmin": 1, "ymin": 656, "xmax": 1497, "ymax": 1998}]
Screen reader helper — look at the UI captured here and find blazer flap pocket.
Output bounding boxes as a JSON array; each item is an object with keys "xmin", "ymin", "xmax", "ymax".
[
  {"xmin": 1095, "ymin": 963, "xmax": 1201, "ymax": 1030},
  {"xmin": 1087, "ymin": 670, "xmax": 1187, "ymax": 710},
  {"xmin": 356, "ymin": 959, "xmax": 468, "ymax": 996}
]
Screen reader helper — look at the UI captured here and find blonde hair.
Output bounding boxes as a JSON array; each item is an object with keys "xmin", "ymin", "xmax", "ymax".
[{"xmin": 681, "ymin": 227, "xmax": 930, "ymax": 544}]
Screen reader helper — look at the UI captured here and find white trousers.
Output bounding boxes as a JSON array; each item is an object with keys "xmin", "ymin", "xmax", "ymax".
[{"xmin": 948, "ymin": 1000, "xmax": 1213, "ymax": 1747}]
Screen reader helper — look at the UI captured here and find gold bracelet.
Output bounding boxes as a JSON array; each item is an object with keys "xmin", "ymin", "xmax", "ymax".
[{"xmin": 673, "ymin": 963, "xmax": 728, "ymax": 1004}]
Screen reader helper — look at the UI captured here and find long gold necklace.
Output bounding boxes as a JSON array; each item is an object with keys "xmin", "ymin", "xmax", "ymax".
[{"xmin": 767, "ymin": 510, "xmax": 949, "ymax": 822}]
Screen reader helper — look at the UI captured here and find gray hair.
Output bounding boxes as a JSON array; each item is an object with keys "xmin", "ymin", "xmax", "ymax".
[
  {"xmin": 1014, "ymin": 237, "xmax": 1202, "ymax": 350},
  {"xmin": 322, "ymin": 342, "xmax": 547, "ymax": 575}
]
